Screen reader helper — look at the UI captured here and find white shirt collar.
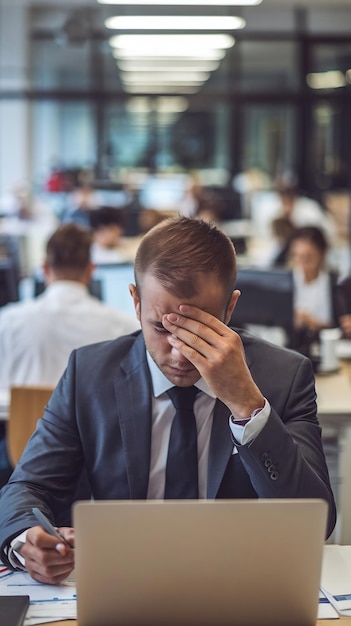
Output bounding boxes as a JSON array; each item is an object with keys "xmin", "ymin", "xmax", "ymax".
[
  {"xmin": 44, "ymin": 281, "xmax": 89, "ymax": 295},
  {"xmin": 146, "ymin": 351, "xmax": 215, "ymax": 399}
]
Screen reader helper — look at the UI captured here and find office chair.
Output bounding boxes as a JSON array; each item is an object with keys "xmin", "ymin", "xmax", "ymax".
[
  {"xmin": 6, "ymin": 385, "xmax": 54, "ymax": 467},
  {"xmin": 6, "ymin": 385, "xmax": 92, "ymax": 514}
]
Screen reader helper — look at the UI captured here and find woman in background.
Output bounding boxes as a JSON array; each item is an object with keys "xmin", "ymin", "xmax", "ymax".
[{"xmin": 288, "ymin": 226, "xmax": 339, "ymax": 354}]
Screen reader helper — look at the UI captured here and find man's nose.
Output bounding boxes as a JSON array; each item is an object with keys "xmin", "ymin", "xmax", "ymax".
[{"xmin": 171, "ymin": 345, "xmax": 189, "ymax": 364}]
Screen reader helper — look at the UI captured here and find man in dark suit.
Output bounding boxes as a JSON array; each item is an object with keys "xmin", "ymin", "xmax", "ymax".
[{"xmin": 0, "ymin": 216, "xmax": 336, "ymax": 584}]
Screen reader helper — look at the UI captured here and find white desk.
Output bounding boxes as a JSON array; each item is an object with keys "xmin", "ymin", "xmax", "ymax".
[
  {"xmin": 2, "ymin": 545, "xmax": 351, "ymax": 626},
  {"xmin": 316, "ymin": 362, "xmax": 351, "ymax": 545}
]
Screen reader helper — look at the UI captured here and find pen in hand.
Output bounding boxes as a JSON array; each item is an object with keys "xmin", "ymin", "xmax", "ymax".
[{"xmin": 32, "ymin": 507, "xmax": 69, "ymax": 545}]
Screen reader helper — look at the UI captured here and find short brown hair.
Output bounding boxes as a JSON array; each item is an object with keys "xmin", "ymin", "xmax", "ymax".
[
  {"xmin": 46, "ymin": 223, "xmax": 92, "ymax": 279},
  {"xmin": 134, "ymin": 216, "xmax": 237, "ymax": 299},
  {"xmin": 290, "ymin": 225, "xmax": 329, "ymax": 255}
]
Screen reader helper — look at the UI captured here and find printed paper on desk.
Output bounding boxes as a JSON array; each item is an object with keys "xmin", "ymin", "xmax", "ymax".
[
  {"xmin": 0, "ymin": 569, "xmax": 76, "ymax": 602},
  {"xmin": 24, "ymin": 598, "xmax": 77, "ymax": 625},
  {"xmin": 321, "ymin": 545, "xmax": 351, "ymax": 615},
  {"xmin": 318, "ymin": 591, "xmax": 339, "ymax": 620}
]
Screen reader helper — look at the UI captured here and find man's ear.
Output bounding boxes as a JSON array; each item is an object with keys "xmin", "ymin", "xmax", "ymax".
[
  {"xmin": 225, "ymin": 289, "xmax": 241, "ymax": 325},
  {"xmin": 43, "ymin": 262, "xmax": 54, "ymax": 285},
  {"xmin": 129, "ymin": 284, "xmax": 141, "ymax": 321}
]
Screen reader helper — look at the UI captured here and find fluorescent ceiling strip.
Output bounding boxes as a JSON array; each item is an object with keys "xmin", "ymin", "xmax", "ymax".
[
  {"xmin": 121, "ymin": 72, "xmax": 210, "ymax": 82},
  {"xmin": 126, "ymin": 97, "xmax": 189, "ymax": 113},
  {"xmin": 105, "ymin": 15, "xmax": 245, "ymax": 30},
  {"xmin": 113, "ymin": 49, "xmax": 226, "ymax": 60},
  {"xmin": 124, "ymin": 84, "xmax": 200, "ymax": 93},
  {"xmin": 306, "ymin": 70, "xmax": 346, "ymax": 89},
  {"xmin": 117, "ymin": 60, "xmax": 220, "ymax": 71},
  {"xmin": 117, "ymin": 57, "xmax": 220, "ymax": 72},
  {"xmin": 156, "ymin": 97, "xmax": 189, "ymax": 111},
  {"xmin": 121, "ymin": 76, "xmax": 207, "ymax": 85},
  {"xmin": 109, "ymin": 34, "xmax": 235, "ymax": 49},
  {"xmin": 99, "ymin": 0, "xmax": 261, "ymax": 6}
]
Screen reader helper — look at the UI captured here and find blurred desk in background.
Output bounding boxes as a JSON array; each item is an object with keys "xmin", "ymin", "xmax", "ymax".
[
  {"xmin": 316, "ymin": 360, "xmax": 351, "ymax": 545},
  {"xmin": 0, "ymin": 216, "xmax": 58, "ymax": 276}
]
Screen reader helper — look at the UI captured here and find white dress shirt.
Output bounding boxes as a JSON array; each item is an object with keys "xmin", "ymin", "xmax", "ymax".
[
  {"xmin": 0, "ymin": 281, "xmax": 140, "ymax": 388},
  {"xmin": 146, "ymin": 352, "xmax": 269, "ymax": 499}
]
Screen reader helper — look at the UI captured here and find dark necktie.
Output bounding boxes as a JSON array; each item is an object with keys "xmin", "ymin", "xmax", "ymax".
[{"xmin": 165, "ymin": 385, "xmax": 199, "ymax": 499}]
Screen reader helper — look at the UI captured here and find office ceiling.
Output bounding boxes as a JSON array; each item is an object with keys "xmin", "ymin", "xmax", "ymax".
[
  {"xmin": 4, "ymin": 0, "xmax": 351, "ymax": 98},
  {"xmin": 22, "ymin": 0, "xmax": 351, "ymax": 37},
  {"xmin": 15, "ymin": 0, "xmax": 351, "ymax": 5}
]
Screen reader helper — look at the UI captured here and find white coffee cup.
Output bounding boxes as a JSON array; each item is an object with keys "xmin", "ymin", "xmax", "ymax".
[{"xmin": 319, "ymin": 328, "xmax": 341, "ymax": 373}]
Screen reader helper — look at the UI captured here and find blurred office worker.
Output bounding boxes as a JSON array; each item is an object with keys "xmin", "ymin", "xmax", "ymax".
[
  {"xmin": 0, "ymin": 217, "xmax": 336, "ymax": 584},
  {"xmin": 0, "ymin": 223, "xmax": 139, "ymax": 388},
  {"xmin": 289, "ymin": 226, "xmax": 339, "ymax": 335},
  {"xmin": 89, "ymin": 206, "xmax": 131, "ymax": 264}
]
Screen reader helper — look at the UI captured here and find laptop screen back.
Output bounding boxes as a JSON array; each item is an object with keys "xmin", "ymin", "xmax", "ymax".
[{"xmin": 73, "ymin": 498, "xmax": 327, "ymax": 626}]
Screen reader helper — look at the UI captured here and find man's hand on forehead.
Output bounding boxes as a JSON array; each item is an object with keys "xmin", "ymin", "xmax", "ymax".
[{"xmin": 162, "ymin": 305, "xmax": 264, "ymax": 418}]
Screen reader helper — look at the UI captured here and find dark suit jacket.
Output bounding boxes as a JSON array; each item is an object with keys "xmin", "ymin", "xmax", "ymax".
[{"xmin": 0, "ymin": 329, "xmax": 336, "ymax": 563}]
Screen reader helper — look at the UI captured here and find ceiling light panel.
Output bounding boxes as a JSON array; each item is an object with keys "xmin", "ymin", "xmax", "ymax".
[
  {"xmin": 105, "ymin": 16, "xmax": 246, "ymax": 30},
  {"xmin": 124, "ymin": 84, "xmax": 200, "ymax": 93},
  {"xmin": 99, "ymin": 0, "xmax": 261, "ymax": 5},
  {"xmin": 121, "ymin": 72, "xmax": 210, "ymax": 83},
  {"xmin": 306, "ymin": 70, "xmax": 346, "ymax": 89},
  {"xmin": 117, "ymin": 60, "xmax": 221, "ymax": 72},
  {"xmin": 109, "ymin": 34, "xmax": 235, "ymax": 50},
  {"xmin": 113, "ymin": 49, "xmax": 226, "ymax": 60},
  {"xmin": 126, "ymin": 97, "xmax": 189, "ymax": 113}
]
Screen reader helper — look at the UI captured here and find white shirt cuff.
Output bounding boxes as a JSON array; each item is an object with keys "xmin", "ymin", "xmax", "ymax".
[
  {"xmin": 7, "ymin": 530, "xmax": 28, "ymax": 569},
  {"xmin": 229, "ymin": 398, "xmax": 270, "ymax": 445}
]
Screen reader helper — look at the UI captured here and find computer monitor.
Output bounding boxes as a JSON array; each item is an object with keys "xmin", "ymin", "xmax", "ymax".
[
  {"xmin": 0, "ymin": 259, "xmax": 19, "ymax": 306},
  {"xmin": 32, "ymin": 264, "xmax": 134, "ymax": 316},
  {"xmin": 230, "ymin": 267, "xmax": 294, "ymax": 340},
  {"xmin": 93, "ymin": 263, "xmax": 136, "ymax": 316},
  {"xmin": 139, "ymin": 174, "xmax": 189, "ymax": 211}
]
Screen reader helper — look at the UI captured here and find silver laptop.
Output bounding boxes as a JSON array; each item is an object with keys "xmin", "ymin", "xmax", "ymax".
[{"xmin": 73, "ymin": 499, "xmax": 327, "ymax": 626}]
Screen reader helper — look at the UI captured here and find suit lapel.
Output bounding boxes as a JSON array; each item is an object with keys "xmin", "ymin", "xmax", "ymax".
[
  {"xmin": 113, "ymin": 334, "xmax": 152, "ymax": 499},
  {"xmin": 207, "ymin": 399, "xmax": 233, "ymax": 498}
]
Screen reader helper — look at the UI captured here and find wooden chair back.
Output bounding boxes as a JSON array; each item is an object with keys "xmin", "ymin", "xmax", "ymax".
[{"xmin": 7, "ymin": 386, "xmax": 54, "ymax": 467}]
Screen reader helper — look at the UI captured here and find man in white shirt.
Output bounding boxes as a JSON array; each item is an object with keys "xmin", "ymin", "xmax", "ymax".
[{"xmin": 0, "ymin": 222, "xmax": 139, "ymax": 388}]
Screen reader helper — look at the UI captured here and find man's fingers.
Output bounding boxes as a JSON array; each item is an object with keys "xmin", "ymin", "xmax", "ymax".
[
  {"xmin": 163, "ymin": 315, "xmax": 228, "ymax": 353},
  {"xmin": 165, "ymin": 305, "xmax": 230, "ymax": 336},
  {"xmin": 22, "ymin": 525, "xmax": 75, "ymax": 585},
  {"xmin": 58, "ymin": 527, "xmax": 75, "ymax": 548},
  {"xmin": 27, "ymin": 562, "xmax": 74, "ymax": 585}
]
